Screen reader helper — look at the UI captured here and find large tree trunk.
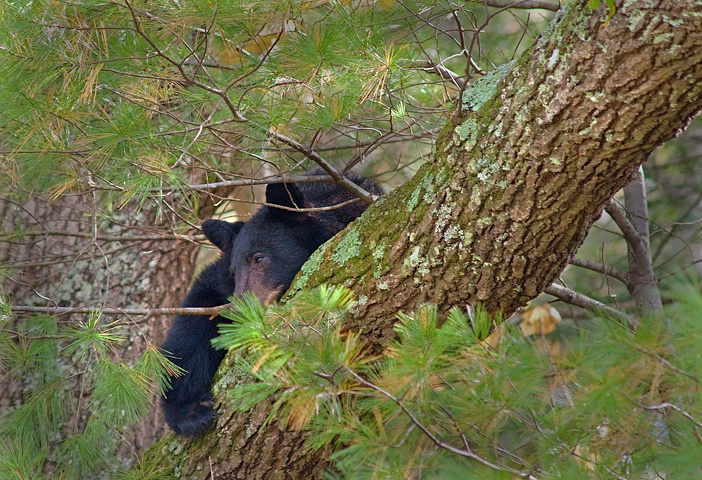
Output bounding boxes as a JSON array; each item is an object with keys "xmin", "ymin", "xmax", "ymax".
[{"xmin": 143, "ymin": 1, "xmax": 702, "ymax": 477}]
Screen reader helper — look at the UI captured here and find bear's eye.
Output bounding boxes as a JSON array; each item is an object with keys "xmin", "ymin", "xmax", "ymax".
[{"xmin": 252, "ymin": 253, "xmax": 266, "ymax": 264}]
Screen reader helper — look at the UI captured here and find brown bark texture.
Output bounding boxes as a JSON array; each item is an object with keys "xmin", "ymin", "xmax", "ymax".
[{"xmin": 144, "ymin": 0, "xmax": 702, "ymax": 478}]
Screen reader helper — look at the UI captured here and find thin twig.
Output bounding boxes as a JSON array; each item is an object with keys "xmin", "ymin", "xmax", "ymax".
[
  {"xmin": 265, "ymin": 131, "xmax": 378, "ymax": 204},
  {"xmin": 408, "ymin": 60, "xmax": 466, "ymax": 89},
  {"xmin": 10, "ymin": 304, "xmax": 231, "ymax": 317},
  {"xmin": 641, "ymin": 402, "xmax": 702, "ymax": 429}
]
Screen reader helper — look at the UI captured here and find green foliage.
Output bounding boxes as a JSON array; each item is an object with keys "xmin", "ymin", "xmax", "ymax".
[
  {"xmin": 0, "ymin": 301, "xmax": 176, "ymax": 479},
  {"xmin": 0, "ymin": 0, "xmax": 550, "ymax": 206},
  {"xmin": 217, "ymin": 285, "xmax": 702, "ymax": 479},
  {"xmin": 214, "ymin": 286, "xmax": 363, "ymax": 430}
]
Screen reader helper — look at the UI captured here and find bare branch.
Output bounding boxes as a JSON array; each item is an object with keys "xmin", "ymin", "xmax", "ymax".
[
  {"xmin": 544, "ymin": 284, "xmax": 638, "ymax": 327},
  {"xmin": 605, "ymin": 199, "xmax": 642, "ymax": 250},
  {"xmin": 1, "ymin": 231, "xmax": 204, "ymax": 243},
  {"xmin": 409, "ymin": 61, "xmax": 467, "ymax": 89},
  {"xmin": 568, "ymin": 257, "xmax": 629, "ymax": 284},
  {"xmin": 77, "ymin": 174, "xmax": 364, "ymax": 194}
]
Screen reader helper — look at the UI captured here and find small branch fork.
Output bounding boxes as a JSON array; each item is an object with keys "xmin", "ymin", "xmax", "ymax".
[{"xmin": 550, "ymin": 167, "xmax": 662, "ymax": 325}]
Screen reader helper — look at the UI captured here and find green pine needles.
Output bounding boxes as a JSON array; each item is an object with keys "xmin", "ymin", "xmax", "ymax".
[
  {"xmin": 0, "ymin": 300, "xmax": 179, "ymax": 480},
  {"xmin": 215, "ymin": 284, "xmax": 702, "ymax": 479}
]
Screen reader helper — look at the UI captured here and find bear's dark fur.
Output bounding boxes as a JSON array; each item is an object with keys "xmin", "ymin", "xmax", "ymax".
[
  {"xmin": 161, "ymin": 169, "xmax": 381, "ymax": 436},
  {"xmin": 160, "ymin": 219, "xmax": 243, "ymax": 437}
]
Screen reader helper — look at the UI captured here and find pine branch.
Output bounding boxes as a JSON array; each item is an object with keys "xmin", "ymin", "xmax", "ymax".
[
  {"xmin": 344, "ymin": 367, "xmax": 537, "ymax": 478},
  {"xmin": 122, "ymin": 0, "xmax": 379, "ymax": 205}
]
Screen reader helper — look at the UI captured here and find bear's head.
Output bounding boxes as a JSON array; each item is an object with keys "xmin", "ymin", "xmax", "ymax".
[{"xmin": 202, "ymin": 181, "xmax": 336, "ymax": 305}]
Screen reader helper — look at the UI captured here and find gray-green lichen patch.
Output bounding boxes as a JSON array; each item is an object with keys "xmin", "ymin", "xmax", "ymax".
[
  {"xmin": 433, "ymin": 200, "xmax": 455, "ymax": 234},
  {"xmin": 578, "ymin": 116, "xmax": 599, "ymax": 136},
  {"xmin": 331, "ymin": 228, "xmax": 361, "ymax": 267},
  {"xmin": 404, "ymin": 245, "xmax": 421, "ymax": 270},
  {"xmin": 469, "ymin": 185, "xmax": 483, "ymax": 208},
  {"xmin": 372, "ymin": 242, "xmax": 386, "ymax": 278},
  {"xmin": 547, "ymin": 48, "xmax": 560, "ymax": 70},
  {"xmin": 403, "ymin": 245, "xmax": 431, "ymax": 279},
  {"xmin": 456, "ymin": 119, "xmax": 478, "ymax": 151},
  {"xmin": 585, "ymin": 91, "xmax": 604, "ymax": 103},
  {"xmin": 289, "ymin": 241, "xmax": 330, "ymax": 296},
  {"xmin": 489, "ymin": 120, "xmax": 503, "ymax": 139},
  {"xmin": 461, "ymin": 61, "xmax": 515, "ymax": 112},
  {"xmin": 465, "ymin": 153, "xmax": 507, "ymax": 188},
  {"xmin": 164, "ymin": 440, "xmax": 184, "ymax": 456},
  {"xmin": 653, "ymin": 32, "xmax": 674, "ymax": 45},
  {"xmin": 625, "ymin": 3, "xmax": 647, "ymax": 31},
  {"xmin": 443, "ymin": 224, "xmax": 464, "ymax": 243},
  {"xmin": 407, "ymin": 182, "xmax": 422, "ymax": 211},
  {"xmin": 661, "ymin": 14, "xmax": 684, "ymax": 28},
  {"xmin": 421, "ymin": 172, "xmax": 437, "ymax": 204}
]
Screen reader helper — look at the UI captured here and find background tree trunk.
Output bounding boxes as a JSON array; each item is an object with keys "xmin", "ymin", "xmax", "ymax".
[
  {"xmin": 141, "ymin": 1, "xmax": 702, "ymax": 478},
  {"xmin": 0, "ymin": 192, "xmax": 200, "ymax": 461}
]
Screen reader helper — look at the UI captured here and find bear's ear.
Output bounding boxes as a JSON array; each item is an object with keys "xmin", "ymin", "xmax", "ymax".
[
  {"xmin": 266, "ymin": 182, "xmax": 306, "ymax": 217},
  {"xmin": 201, "ymin": 219, "xmax": 244, "ymax": 253}
]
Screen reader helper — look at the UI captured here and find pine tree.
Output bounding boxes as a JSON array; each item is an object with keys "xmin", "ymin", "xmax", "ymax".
[{"xmin": 1, "ymin": 0, "xmax": 701, "ymax": 478}]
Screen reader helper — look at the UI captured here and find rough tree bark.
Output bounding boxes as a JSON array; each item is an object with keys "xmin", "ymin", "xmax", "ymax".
[{"xmin": 143, "ymin": 1, "xmax": 702, "ymax": 478}]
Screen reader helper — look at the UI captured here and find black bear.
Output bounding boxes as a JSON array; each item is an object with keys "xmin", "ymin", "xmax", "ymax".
[{"xmin": 161, "ymin": 169, "xmax": 382, "ymax": 436}]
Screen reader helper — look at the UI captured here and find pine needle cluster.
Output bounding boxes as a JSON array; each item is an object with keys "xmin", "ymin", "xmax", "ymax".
[
  {"xmin": 217, "ymin": 284, "xmax": 702, "ymax": 479},
  {"xmin": 0, "ymin": 0, "xmax": 440, "ymax": 210},
  {"xmin": 0, "ymin": 300, "xmax": 179, "ymax": 479}
]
